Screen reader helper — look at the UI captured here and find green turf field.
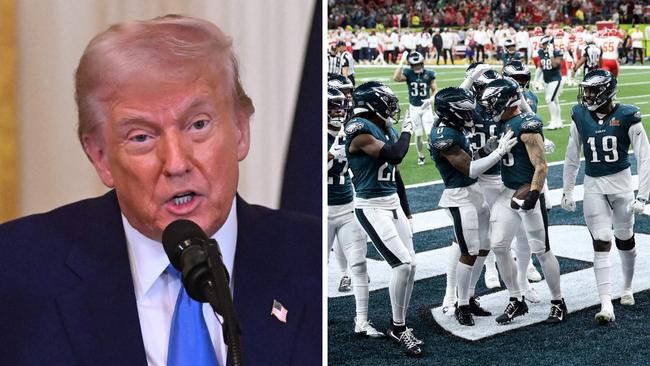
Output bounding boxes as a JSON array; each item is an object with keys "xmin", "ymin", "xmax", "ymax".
[{"xmin": 355, "ymin": 65, "xmax": 650, "ymax": 186}]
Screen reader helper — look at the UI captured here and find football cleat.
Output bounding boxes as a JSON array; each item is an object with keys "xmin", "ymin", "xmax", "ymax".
[
  {"xmin": 496, "ymin": 297, "xmax": 528, "ymax": 324},
  {"xmin": 545, "ymin": 299, "xmax": 568, "ymax": 324},
  {"xmin": 527, "ymin": 263, "xmax": 543, "ymax": 282},
  {"xmin": 621, "ymin": 291, "xmax": 635, "ymax": 306},
  {"xmin": 393, "ymin": 328, "xmax": 422, "ymax": 357},
  {"xmin": 522, "ymin": 285, "xmax": 541, "ymax": 303},
  {"xmin": 338, "ymin": 275, "xmax": 352, "ymax": 292},
  {"xmin": 485, "ymin": 268, "xmax": 501, "ymax": 289},
  {"xmin": 595, "ymin": 306, "xmax": 615, "ymax": 325},
  {"xmin": 354, "ymin": 318, "xmax": 385, "ymax": 338},
  {"xmin": 469, "ymin": 296, "xmax": 492, "ymax": 316},
  {"xmin": 417, "ymin": 156, "xmax": 425, "ymax": 166},
  {"xmin": 455, "ymin": 305, "xmax": 475, "ymax": 326}
]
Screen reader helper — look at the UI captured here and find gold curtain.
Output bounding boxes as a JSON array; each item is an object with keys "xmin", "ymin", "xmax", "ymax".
[{"xmin": 0, "ymin": 0, "xmax": 17, "ymax": 222}]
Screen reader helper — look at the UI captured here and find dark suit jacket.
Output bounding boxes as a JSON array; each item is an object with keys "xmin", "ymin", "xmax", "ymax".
[{"xmin": 0, "ymin": 190, "xmax": 321, "ymax": 365}]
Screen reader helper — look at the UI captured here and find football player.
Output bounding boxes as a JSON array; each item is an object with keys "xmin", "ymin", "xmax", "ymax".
[
  {"xmin": 393, "ymin": 51, "xmax": 437, "ymax": 166},
  {"xmin": 538, "ymin": 35, "xmax": 564, "ymax": 130},
  {"xmin": 501, "ymin": 39, "xmax": 522, "ymax": 66},
  {"xmin": 597, "ymin": 29, "xmax": 621, "ymax": 77},
  {"xmin": 327, "ymin": 87, "xmax": 383, "ymax": 337},
  {"xmin": 328, "ymin": 74, "xmax": 355, "ymax": 292},
  {"xmin": 429, "ymin": 87, "xmax": 517, "ymax": 326},
  {"xmin": 530, "ymin": 26, "xmax": 545, "ymax": 91},
  {"xmin": 480, "ymin": 78, "xmax": 567, "ymax": 324},
  {"xmin": 345, "ymin": 81, "xmax": 422, "ymax": 357},
  {"xmin": 562, "ymin": 70, "xmax": 650, "ymax": 324}
]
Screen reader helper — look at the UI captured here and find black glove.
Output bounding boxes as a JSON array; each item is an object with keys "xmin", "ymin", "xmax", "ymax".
[{"xmin": 521, "ymin": 190, "xmax": 540, "ymax": 211}]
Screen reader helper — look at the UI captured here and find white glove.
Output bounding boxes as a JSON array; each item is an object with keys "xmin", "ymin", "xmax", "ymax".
[
  {"xmin": 631, "ymin": 197, "xmax": 647, "ymax": 215},
  {"xmin": 328, "ymin": 138, "xmax": 346, "ymax": 161},
  {"xmin": 483, "ymin": 136, "xmax": 498, "ymax": 154},
  {"xmin": 493, "ymin": 130, "xmax": 517, "ymax": 157},
  {"xmin": 561, "ymin": 192, "xmax": 576, "ymax": 212},
  {"xmin": 544, "ymin": 138, "xmax": 556, "ymax": 154},
  {"xmin": 399, "ymin": 50, "xmax": 409, "ymax": 66},
  {"xmin": 546, "ymin": 45, "xmax": 554, "ymax": 56},
  {"xmin": 401, "ymin": 117, "xmax": 414, "ymax": 135},
  {"xmin": 469, "ymin": 63, "xmax": 492, "ymax": 81},
  {"xmin": 420, "ymin": 97, "xmax": 433, "ymax": 110}
]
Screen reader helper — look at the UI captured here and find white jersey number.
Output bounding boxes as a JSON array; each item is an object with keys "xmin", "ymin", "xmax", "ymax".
[
  {"xmin": 587, "ymin": 135, "xmax": 618, "ymax": 163},
  {"xmin": 377, "ymin": 162, "xmax": 396, "ymax": 182}
]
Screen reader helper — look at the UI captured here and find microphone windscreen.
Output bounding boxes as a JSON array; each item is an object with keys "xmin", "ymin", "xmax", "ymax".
[{"xmin": 162, "ymin": 219, "xmax": 208, "ymax": 269}]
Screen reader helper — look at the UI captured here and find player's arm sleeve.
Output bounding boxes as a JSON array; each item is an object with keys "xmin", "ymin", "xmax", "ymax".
[
  {"xmin": 468, "ymin": 150, "xmax": 503, "ymax": 179},
  {"xmin": 395, "ymin": 169, "xmax": 412, "ymax": 217},
  {"xmin": 378, "ymin": 131, "xmax": 411, "ymax": 164},
  {"xmin": 629, "ymin": 122, "xmax": 650, "ymax": 200},
  {"xmin": 563, "ymin": 120, "xmax": 582, "ymax": 194},
  {"xmin": 518, "ymin": 93, "xmax": 533, "ymax": 114}
]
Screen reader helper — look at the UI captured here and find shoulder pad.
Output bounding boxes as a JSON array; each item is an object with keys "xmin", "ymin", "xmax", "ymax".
[
  {"xmin": 521, "ymin": 116, "xmax": 543, "ymax": 133},
  {"xmin": 403, "ymin": 68, "xmax": 413, "ymax": 78},
  {"xmin": 620, "ymin": 104, "xmax": 642, "ymax": 125},
  {"xmin": 344, "ymin": 120, "xmax": 368, "ymax": 138},
  {"xmin": 570, "ymin": 104, "xmax": 584, "ymax": 120},
  {"xmin": 431, "ymin": 138, "xmax": 455, "ymax": 151},
  {"xmin": 428, "ymin": 70, "xmax": 436, "ymax": 79}
]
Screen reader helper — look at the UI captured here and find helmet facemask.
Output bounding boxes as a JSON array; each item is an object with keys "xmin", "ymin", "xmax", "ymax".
[
  {"xmin": 328, "ymin": 97, "xmax": 348, "ymax": 128},
  {"xmin": 578, "ymin": 84, "xmax": 616, "ymax": 111}
]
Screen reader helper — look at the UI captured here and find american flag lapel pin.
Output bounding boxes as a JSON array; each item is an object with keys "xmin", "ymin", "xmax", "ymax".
[{"xmin": 271, "ymin": 300, "xmax": 288, "ymax": 323}]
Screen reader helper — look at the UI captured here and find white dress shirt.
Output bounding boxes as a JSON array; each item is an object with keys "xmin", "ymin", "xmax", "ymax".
[{"xmin": 123, "ymin": 199, "xmax": 238, "ymax": 366}]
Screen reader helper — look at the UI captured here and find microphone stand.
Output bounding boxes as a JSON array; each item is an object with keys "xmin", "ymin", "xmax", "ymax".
[{"xmin": 202, "ymin": 239, "xmax": 243, "ymax": 366}]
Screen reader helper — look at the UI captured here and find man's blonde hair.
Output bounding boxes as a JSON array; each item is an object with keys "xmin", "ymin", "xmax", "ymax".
[{"xmin": 75, "ymin": 14, "xmax": 255, "ymax": 142}]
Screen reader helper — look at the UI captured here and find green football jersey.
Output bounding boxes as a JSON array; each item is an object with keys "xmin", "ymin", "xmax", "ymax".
[
  {"xmin": 501, "ymin": 113, "xmax": 545, "ymax": 189},
  {"xmin": 524, "ymin": 90, "xmax": 538, "ymax": 113},
  {"xmin": 344, "ymin": 117, "xmax": 398, "ymax": 199},
  {"xmin": 571, "ymin": 103, "xmax": 642, "ymax": 177},
  {"xmin": 328, "ymin": 133, "xmax": 353, "ymax": 206},
  {"xmin": 501, "ymin": 51, "xmax": 522, "ymax": 65},
  {"xmin": 467, "ymin": 104, "xmax": 501, "ymax": 176},
  {"xmin": 537, "ymin": 49, "xmax": 562, "ymax": 83},
  {"xmin": 403, "ymin": 68, "xmax": 436, "ymax": 107},
  {"xmin": 429, "ymin": 124, "xmax": 478, "ymax": 188}
]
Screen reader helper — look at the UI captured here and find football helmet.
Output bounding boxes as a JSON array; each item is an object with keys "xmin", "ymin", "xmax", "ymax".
[
  {"xmin": 328, "ymin": 87, "xmax": 348, "ymax": 128},
  {"xmin": 408, "ymin": 51, "xmax": 425, "ymax": 73},
  {"xmin": 352, "ymin": 81, "xmax": 401, "ymax": 127},
  {"xmin": 434, "ymin": 87, "xmax": 476, "ymax": 130},
  {"xmin": 578, "ymin": 69, "xmax": 617, "ymax": 111},
  {"xmin": 328, "ymin": 73, "xmax": 354, "ymax": 106},
  {"xmin": 466, "ymin": 62, "xmax": 501, "ymax": 99},
  {"xmin": 503, "ymin": 60, "xmax": 531, "ymax": 89},
  {"xmin": 540, "ymin": 35, "xmax": 554, "ymax": 47},
  {"xmin": 479, "ymin": 78, "xmax": 521, "ymax": 122},
  {"xmin": 556, "ymin": 29, "xmax": 565, "ymax": 38},
  {"xmin": 533, "ymin": 26, "xmax": 544, "ymax": 36},
  {"xmin": 504, "ymin": 39, "xmax": 516, "ymax": 49}
]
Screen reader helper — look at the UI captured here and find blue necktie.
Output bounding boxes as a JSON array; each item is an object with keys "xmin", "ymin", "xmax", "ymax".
[{"xmin": 167, "ymin": 265, "xmax": 219, "ymax": 366}]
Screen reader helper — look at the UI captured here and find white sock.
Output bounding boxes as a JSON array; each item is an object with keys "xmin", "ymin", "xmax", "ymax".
[
  {"xmin": 593, "ymin": 251, "xmax": 612, "ymax": 297},
  {"xmin": 484, "ymin": 251, "xmax": 497, "ymax": 272},
  {"xmin": 468, "ymin": 255, "xmax": 488, "ymax": 298},
  {"xmin": 456, "ymin": 262, "xmax": 473, "ymax": 306},
  {"xmin": 537, "ymin": 250, "xmax": 562, "ymax": 300},
  {"xmin": 548, "ymin": 100, "xmax": 560, "ymax": 126},
  {"xmin": 349, "ymin": 262, "xmax": 369, "ymax": 323},
  {"xmin": 513, "ymin": 242, "xmax": 532, "ymax": 290},
  {"xmin": 416, "ymin": 136, "xmax": 424, "ymax": 158},
  {"xmin": 618, "ymin": 247, "xmax": 636, "ymax": 292},
  {"xmin": 493, "ymin": 247, "xmax": 521, "ymax": 299},
  {"xmin": 404, "ymin": 263, "xmax": 416, "ymax": 314},
  {"xmin": 389, "ymin": 263, "xmax": 412, "ymax": 325},
  {"xmin": 446, "ymin": 243, "xmax": 461, "ymax": 293}
]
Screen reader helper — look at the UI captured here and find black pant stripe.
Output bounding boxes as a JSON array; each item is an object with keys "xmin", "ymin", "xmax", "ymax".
[
  {"xmin": 448, "ymin": 207, "xmax": 470, "ymax": 255},
  {"xmin": 550, "ymin": 81, "xmax": 561, "ymax": 102},
  {"xmin": 539, "ymin": 193, "xmax": 551, "ymax": 252},
  {"xmin": 355, "ymin": 209, "xmax": 402, "ymax": 267}
]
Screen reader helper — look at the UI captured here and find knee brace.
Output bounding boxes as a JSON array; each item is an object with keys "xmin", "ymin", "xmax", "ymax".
[
  {"xmin": 615, "ymin": 236, "xmax": 635, "ymax": 251},
  {"xmin": 592, "ymin": 239, "xmax": 612, "ymax": 252}
]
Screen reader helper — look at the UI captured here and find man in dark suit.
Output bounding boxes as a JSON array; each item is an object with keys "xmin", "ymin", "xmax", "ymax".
[{"xmin": 0, "ymin": 15, "xmax": 321, "ymax": 366}]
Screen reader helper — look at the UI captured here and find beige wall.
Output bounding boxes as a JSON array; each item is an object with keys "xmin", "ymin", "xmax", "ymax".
[
  {"xmin": 0, "ymin": 0, "xmax": 17, "ymax": 222},
  {"xmin": 16, "ymin": 0, "xmax": 314, "ymax": 217}
]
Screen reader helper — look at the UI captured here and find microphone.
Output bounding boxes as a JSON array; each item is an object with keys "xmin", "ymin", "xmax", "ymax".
[{"xmin": 162, "ymin": 219, "xmax": 243, "ymax": 365}]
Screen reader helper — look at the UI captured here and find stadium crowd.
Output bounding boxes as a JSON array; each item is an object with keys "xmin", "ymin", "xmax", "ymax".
[{"xmin": 328, "ymin": 0, "xmax": 650, "ymax": 29}]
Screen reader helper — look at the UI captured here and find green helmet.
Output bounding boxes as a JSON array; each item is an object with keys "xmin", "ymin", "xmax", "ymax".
[
  {"xmin": 434, "ymin": 87, "xmax": 476, "ymax": 130},
  {"xmin": 328, "ymin": 87, "xmax": 348, "ymax": 128},
  {"xmin": 578, "ymin": 69, "xmax": 617, "ymax": 111},
  {"xmin": 479, "ymin": 78, "xmax": 521, "ymax": 122},
  {"xmin": 352, "ymin": 81, "xmax": 401, "ymax": 127}
]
